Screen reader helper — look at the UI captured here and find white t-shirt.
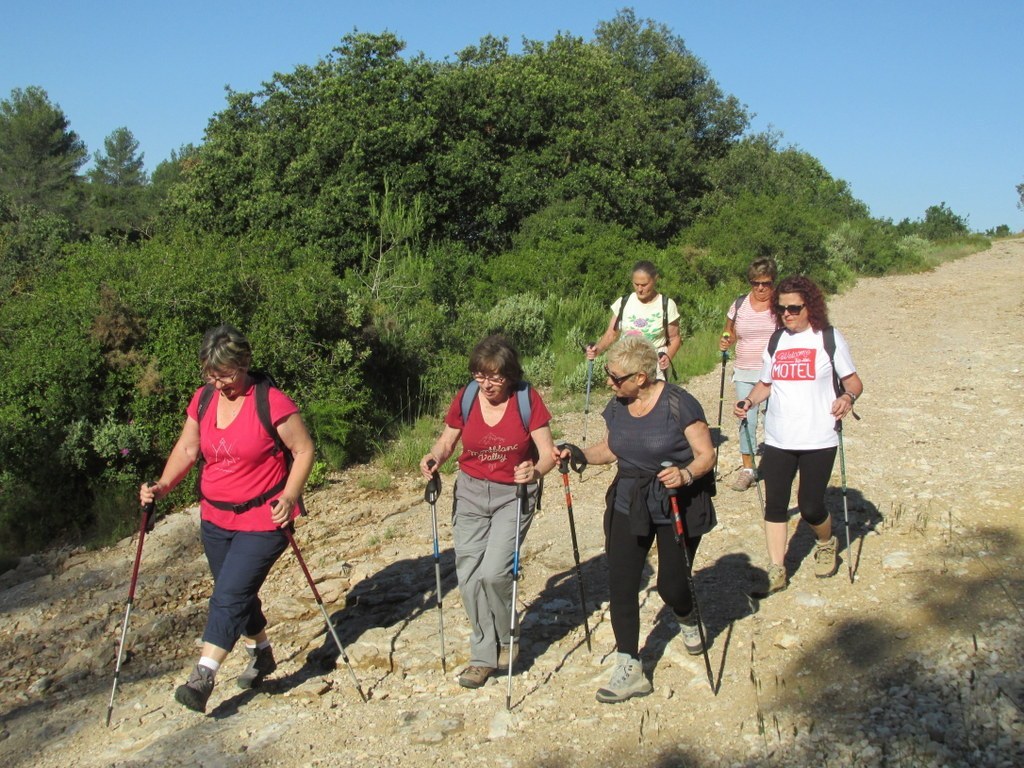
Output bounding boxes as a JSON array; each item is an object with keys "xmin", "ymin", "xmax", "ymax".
[
  {"xmin": 760, "ymin": 326, "xmax": 856, "ymax": 450},
  {"xmin": 610, "ymin": 293, "xmax": 680, "ymax": 352}
]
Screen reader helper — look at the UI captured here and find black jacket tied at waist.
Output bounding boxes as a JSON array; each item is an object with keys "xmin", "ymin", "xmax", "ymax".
[{"xmin": 605, "ymin": 465, "xmax": 717, "ymax": 541}]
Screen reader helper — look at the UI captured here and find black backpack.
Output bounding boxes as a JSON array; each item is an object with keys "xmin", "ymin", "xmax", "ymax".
[{"xmin": 195, "ymin": 372, "xmax": 302, "ymax": 514}]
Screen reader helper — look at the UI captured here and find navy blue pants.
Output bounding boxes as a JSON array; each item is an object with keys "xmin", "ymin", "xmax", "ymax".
[{"xmin": 200, "ymin": 520, "xmax": 288, "ymax": 651}]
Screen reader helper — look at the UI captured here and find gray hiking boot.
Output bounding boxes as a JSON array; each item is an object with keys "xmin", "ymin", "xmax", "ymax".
[
  {"xmin": 237, "ymin": 645, "xmax": 277, "ymax": 690},
  {"xmin": 730, "ymin": 468, "xmax": 756, "ymax": 492},
  {"xmin": 676, "ymin": 611, "xmax": 704, "ymax": 655},
  {"xmin": 767, "ymin": 564, "xmax": 788, "ymax": 594},
  {"xmin": 175, "ymin": 664, "xmax": 215, "ymax": 713},
  {"xmin": 595, "ymin": 653, "xmax": 652, "ymax": 703},
  {"xmin": 814, "ymin": 535, "xmax": 838, "ymax": 578},
  {"xmin": 498, "ymin": 642, "xmax": 519, "ymax": 669}
]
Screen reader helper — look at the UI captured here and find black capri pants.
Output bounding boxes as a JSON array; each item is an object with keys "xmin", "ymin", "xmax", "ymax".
[{"xmin": 759, "ymin": 445, "xmax": 838, "ymax": 526}]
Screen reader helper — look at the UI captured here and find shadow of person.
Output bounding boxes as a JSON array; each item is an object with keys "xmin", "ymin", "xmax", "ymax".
[
  {"xmin": 641, "ymin": 551, "xmax": 760, "ymax": 676},
  {"xmin": 296, "ymin": 546, "xmax": 459, "ymax": 679}
]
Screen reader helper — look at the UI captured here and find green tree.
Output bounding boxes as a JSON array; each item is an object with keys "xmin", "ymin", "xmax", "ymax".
[
  {"xmin": 919, "ymin": 202, "xmax": 969, "ymax": 241},
  {"xmin": 0, "ymin": 86, "xmax": 87, "ymax": 219},
  {"xmin": 85, "ymin": 126, "xmax": 150, "ymax": 239}
]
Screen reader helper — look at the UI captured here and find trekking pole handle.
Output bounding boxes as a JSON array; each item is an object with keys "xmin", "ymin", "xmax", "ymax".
[
  {"xmin": 660, "ymin": 461, "xmax": 686, "ymax": 543},
  {"xmin": 425, "ymin": 459, "xmax": 441, "ymax": 503}
]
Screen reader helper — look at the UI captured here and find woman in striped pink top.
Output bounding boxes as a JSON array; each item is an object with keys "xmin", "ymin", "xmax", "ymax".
[{"xmin": 718, "ymin": 257, "xmax": 779, "ymax": 491}]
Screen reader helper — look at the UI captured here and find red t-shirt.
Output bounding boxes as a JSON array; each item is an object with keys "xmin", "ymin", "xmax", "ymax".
[
  {"xmin": 444, "ymin": 385, "xmax": 551, "ymax": 484},
  {"xmin": 186, "ymin": 383, "xmax": 300, "ymax": 531}
]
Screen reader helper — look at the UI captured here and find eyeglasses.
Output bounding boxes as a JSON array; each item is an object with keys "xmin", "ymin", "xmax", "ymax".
[
  {"xmin": 776, "ymin": 304, "xmax": 806, "ymax": 315},
  {"xmin": 472, "ymin": 372, "xmax": 506, "ymax": 385},
  {"xmin": 604, "ymin": 365, "xmax": 639, "ymax": 387},
  {"xmin": 203, "ymin": 369, "xmax": 240, "ymax": 384},
  {"xmin": 750, "ymin": 280, "xmax": 773, "ymax": 288}
]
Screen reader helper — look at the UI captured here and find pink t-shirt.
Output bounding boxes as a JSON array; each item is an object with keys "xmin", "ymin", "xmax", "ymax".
[
  {"xmin": 187, "ymin": 383, "xmax": 300, "ymax": 531},
  {"xmin": 444, "ymin": 385, "xmax": 551, "ymax": 484},
  {"xmin": 728, "ymin": 294, "xmax": 778, "ymax": 371}
]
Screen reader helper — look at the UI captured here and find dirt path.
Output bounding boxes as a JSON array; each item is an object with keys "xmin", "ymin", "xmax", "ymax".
[{"xmin": 2, "ymin": 240, "xmax": 1022, "ymax": 767}]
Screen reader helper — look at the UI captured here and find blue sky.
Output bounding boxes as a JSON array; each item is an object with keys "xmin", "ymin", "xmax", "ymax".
[{"xmin": 2, "ymin": 1, "xmax": 1021, "ymax": 232}]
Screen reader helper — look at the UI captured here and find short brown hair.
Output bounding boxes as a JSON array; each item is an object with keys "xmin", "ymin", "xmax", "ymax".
[{"xmin": 468, "ymin": 335, "xmax": 523, "ymax": 387}]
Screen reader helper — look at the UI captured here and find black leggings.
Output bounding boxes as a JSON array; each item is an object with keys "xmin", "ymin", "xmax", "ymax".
[
  {"xmin": 606, "ymin": 510, "xmax": 700, "ymax": 659},
  {"xmin": 760, "ymin": 445, "xmax": 837, "ymax": 526}
]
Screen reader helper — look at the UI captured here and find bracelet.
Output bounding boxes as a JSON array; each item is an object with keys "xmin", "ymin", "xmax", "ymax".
[
  {"xmin": 843, "ymin": 392, "xmax": 858, "ymax": 404},
  {"xmin": 743, "ymin": 398, "xmax": 753, "ymax": 409},
  {"xmin": 681, "ymin": 468, "xmax": 694, "ymax": 486}
]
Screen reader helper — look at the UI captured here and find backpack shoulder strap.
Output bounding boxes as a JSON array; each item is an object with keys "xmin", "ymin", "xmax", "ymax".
[
  {"xmin": 251, "ymin": 373, "xmax": 285, "ymax": 455},
  {"xmin": 767, "ymin": 327, "xmax": 785, "ymax": 358},
  {"xmin": 515, "ymin": 381, "xmax": 532, "ymax": 432},
  {"xmin": 197, "ymin": 383, "xmax": 216, "ymax": 422},
  {"xmin": 614, "ymin": 293, "xmax": 631, "ymax": 331},
  {"xmin": 733, "ymin": 294, "xmax": 746, "ymax": 315},
  {"xmin": 460, "ymin": 380, "xmax": 480, "ymax": 425},
  {"xmin": 823, "ymin": 326, "xmax": 842, "ymax": 397}
]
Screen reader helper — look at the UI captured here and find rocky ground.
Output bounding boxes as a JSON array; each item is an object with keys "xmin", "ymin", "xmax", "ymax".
[{"xmin": 1, "ymin": 240, "xmax": 1023, "ymax": 768}]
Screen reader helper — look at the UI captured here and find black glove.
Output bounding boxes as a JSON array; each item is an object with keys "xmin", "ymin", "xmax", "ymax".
[{"xmin": 557, "ymin": 442, "xmax": 588, "ymax": 475}]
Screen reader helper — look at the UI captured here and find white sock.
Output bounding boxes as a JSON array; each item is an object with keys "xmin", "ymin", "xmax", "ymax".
[
  {"xmin": 198, "ymin": 656, "xmax": 221, "ymax": 675},
  {"xmin": 255, "ymin": 639, "xmax": 271, "ymax": 651}
]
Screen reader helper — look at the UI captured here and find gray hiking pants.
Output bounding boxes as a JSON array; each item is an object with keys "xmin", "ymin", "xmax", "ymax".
[{"xmin": 452, "ymin": 471, "xmax": 537, "ymax": 668}]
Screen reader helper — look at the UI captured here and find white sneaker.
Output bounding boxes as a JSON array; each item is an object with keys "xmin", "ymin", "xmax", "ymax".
[
  {"xmin": 595, "ymin": 653, "xmax": 652, "ymax": 703},
  {"xmin": 676, "ymin": 612, "xmax": 704, "ymax": 655}
]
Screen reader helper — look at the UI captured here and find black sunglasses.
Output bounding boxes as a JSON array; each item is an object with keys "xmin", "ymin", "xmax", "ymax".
[
  {"xmin": 604, "ymin": 365, "xmax": 638, "ymax": 387},
  {"xmin": 750, "ymin": 280, "xmax": 773, "ymax": 287},
  {"xmin": 777, "ymin": 303, "xmax": 806, "ymax": 315}
]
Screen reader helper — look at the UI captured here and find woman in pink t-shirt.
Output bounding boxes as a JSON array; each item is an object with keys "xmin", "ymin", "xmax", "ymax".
[
  {"xmin": 420, "ymin": 335, "xmax": 556, "ymax": 690},
  {"xmin": 139, "ymin": 325, "xmax": 314, "ymax": 713},
  {"xmin": 719, "ymin": 257, "xmax": 778, "ymax": 491}
]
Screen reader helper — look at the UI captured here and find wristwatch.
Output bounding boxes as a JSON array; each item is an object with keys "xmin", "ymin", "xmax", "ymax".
[{"xmin": 844, "ymin": 392, "xmax": 858, "ymax": 404}]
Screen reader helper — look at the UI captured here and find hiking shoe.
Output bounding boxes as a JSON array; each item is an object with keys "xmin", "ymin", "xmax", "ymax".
[
  {"xmin": 767, "ymin": 564, "xmax": 788, "ymax": 594},
  {"xmin": 498, "ymin": 642, "xmax": 519, "ymax": 669},
  {"xmin": 676, "ymin": 612, "xmax": 704, "ymax": 656},
  {"xmin": 730, "ymin": 468, "xmax": 756, "ymax": 492},
  {"xmin": 458, "ymin": 665, "xmax": 495, "ymax": 689},
  {"xmin": 814, "ymin": 535, "xmax": 838, "ymax": 578},
  {"xmin": 237, "ymin": 645, "xmax": 277, "ymax": 690},
  {"xmin": 175, "ymin": 664, "xmax": 215, "ymax": 713},
  {"xmin": 595, "ymin": 653, "xmax": 652, "ymax": 703}
]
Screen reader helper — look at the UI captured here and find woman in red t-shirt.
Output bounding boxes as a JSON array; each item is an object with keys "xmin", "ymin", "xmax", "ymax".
[
  {"xmin": 139, "ymin": 325, "xmax": 314, "ymax": 713},
  {"xmin": 420, "ymin": 335, "xmax": 556, "ymax": 690}
]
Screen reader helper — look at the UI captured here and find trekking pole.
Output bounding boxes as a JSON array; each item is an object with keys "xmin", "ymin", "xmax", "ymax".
[
  {"xmin": 556, "ymin": 455, "xmax": 592, "ymax": 652},
  {"xmin": 506, "ymin": 482, "xmax": 528, "ymax": 710},
  {"xmin": 582, "ymin": 356, "xmax": 594, "ymax": 446},
  {"xmin": 424, "ymin": 459, "xmax": 447, "ymax": 672},
  {"xmin": 660, "ymin": 462, "xmax": 715, "ymax": 693},
  {"xmin": 714, "ymin": 349, "xmax": 728, "ymax": 479},
  {"xmin": 105, "ymin": 485, "xmax": 155, "ymax": 727},
  {"xmin": 741, "ymin": 416, "xmax": 767, "ymax": 517},
  {"xmin": 281, "ymin": 518, "xmax": 367, "ymax": 703},
  {"xmin": 836, "ymin": 421, "xmax": 855, "ymax": 584}
]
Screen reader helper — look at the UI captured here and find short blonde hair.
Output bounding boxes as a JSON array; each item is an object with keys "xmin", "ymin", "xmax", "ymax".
[
  {"xmin": 200, "ymin": 325, "xmax": 252, "ymax": 374},
  {"xmin": 607, "ymin": 335, "xmax": 659, "ymax": 381}
]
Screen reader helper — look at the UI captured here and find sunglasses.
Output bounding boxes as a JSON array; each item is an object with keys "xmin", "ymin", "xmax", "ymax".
[
  {"xmin": 776, "ymin": 304, "xmax": 806, "ymax": 315},
  {"xmin": 750, "ymin": 280, "xmax": 773, "ymax": 287},
  {"xmin": 604, "ymin": 365, "xmax": 638, "ymax": 387}
]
